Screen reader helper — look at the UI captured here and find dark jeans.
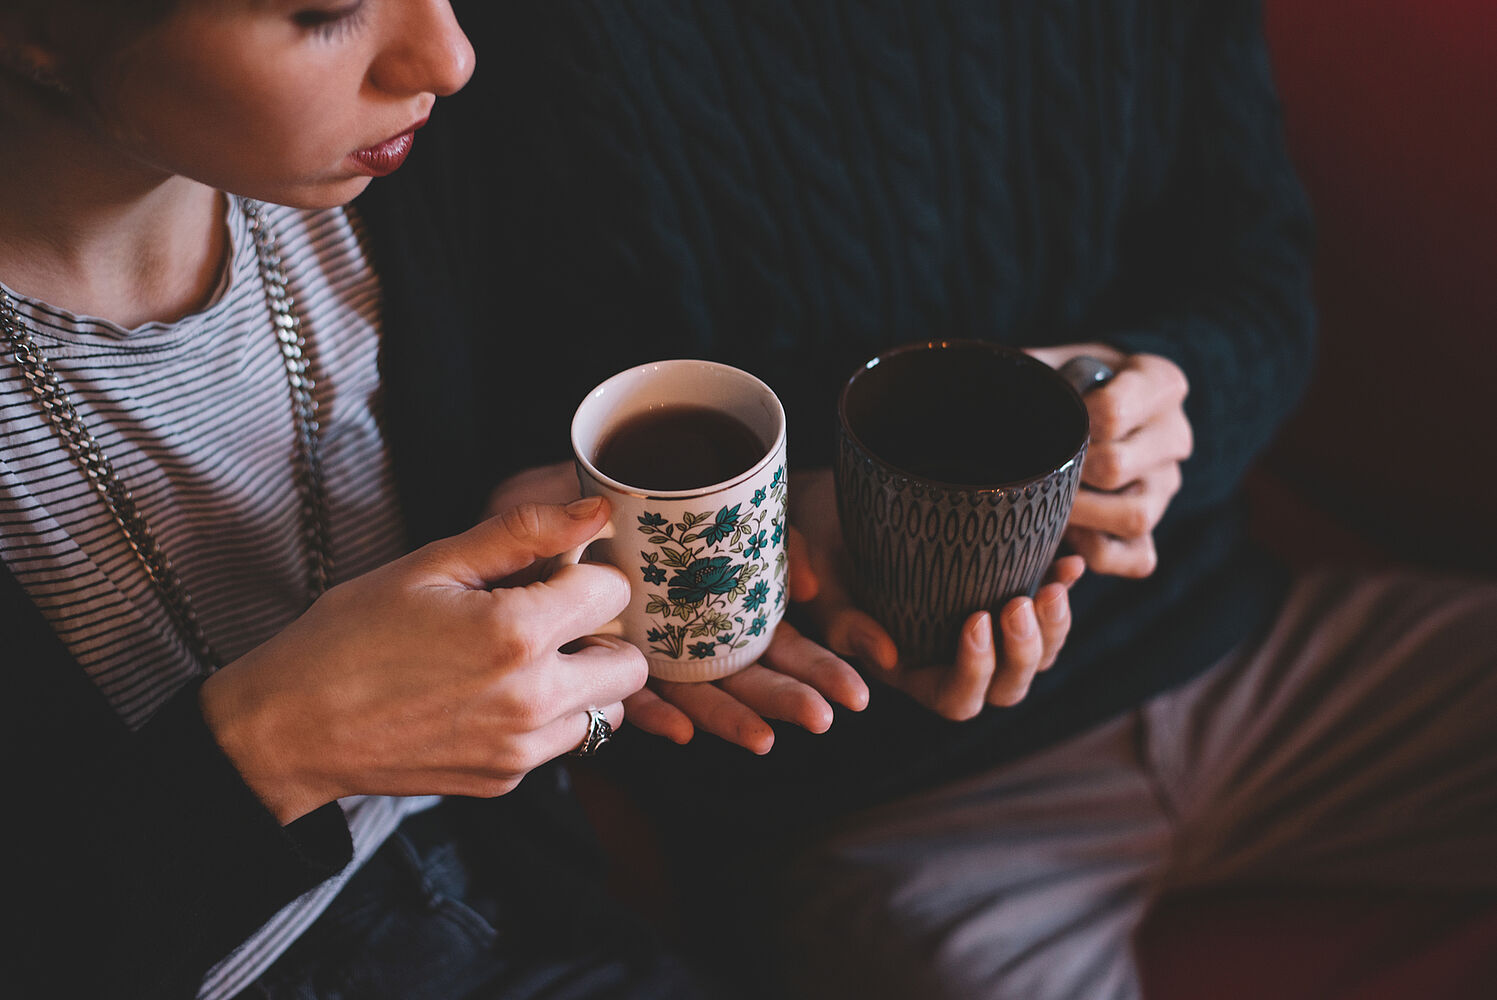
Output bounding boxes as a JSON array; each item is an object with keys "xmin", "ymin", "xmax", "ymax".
[{"xmin": 242, "ymin": 768, "xmax": 710, "ymax": 1000}]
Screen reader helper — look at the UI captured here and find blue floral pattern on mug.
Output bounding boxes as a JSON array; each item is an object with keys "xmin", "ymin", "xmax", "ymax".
[{"xmin": 636, "ymin": 464, "xmax": 788, "ymax": 660}]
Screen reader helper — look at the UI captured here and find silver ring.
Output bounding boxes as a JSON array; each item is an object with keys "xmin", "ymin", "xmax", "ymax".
[
  {"xmin": 569, "ymin": 707, "xmax": 613, "ymax": 758},
  {"xmin": 1057, "ymin": 355, "xmax": 1116, "ymax": 396}
]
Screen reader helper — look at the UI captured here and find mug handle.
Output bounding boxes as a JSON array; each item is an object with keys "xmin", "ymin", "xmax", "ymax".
[
  {"xmin": 1057, "ymin": 355, "xmax": 1116, "ymax": 397},
  {"xmin": 558, "ymin": 517, "xmax": 616, "ymax": 568}
]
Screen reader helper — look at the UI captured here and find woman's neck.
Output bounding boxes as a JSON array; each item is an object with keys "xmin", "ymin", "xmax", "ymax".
[{"xmin": 0, "ymin": 111, "xmax": 229, "ymax": 329}]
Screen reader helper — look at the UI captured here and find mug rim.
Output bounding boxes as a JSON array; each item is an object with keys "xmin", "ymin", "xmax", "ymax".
[
  {"xmin": 837, "ymin": 338, "xmax": 1089, "ymax": 493},
  {"xmin": 572, "ymin": 358, "xmax": 788, "ymax": 500}
]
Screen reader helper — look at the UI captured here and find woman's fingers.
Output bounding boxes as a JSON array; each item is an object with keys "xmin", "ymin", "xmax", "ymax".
[
  {"xmin": 787, "ymin": 525, "xmax": 820, "ymax": 602},
  {"xmin": 434, "ymin": 497, "xmax": 612, "ymax": 589},
  {"xmin": 752, "ymin": 621, "xmax": 869, "ymax": 713},
  {"xmin": 649, "ymin": 679, "xmax": 776, "ymax": 755},
  {"xmin": 547, "ymin": 636, "xmax": 651, "ymax": 725},
  {"xmin": 640, "ymin": 624, "xmax": 869, "ymax": 751},
  {"xmin": 535, "ymin": 699, "xmax": 627, "ymax": 761},
  {"xmin": 621, "ymin": 687, "xmax": 694, "ymax": 745},
  {"xmin": 506, "ymin": 559, "xmax": 632, "ymax": 650},
  {"xmin": 717, "ymin": 664, "xmax": 834, "ymax": 735}
]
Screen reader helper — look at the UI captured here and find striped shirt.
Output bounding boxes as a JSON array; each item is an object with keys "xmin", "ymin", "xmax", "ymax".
[{"xmin": 0, "ymin": 197, "xmax": 438, "ymax": 999}]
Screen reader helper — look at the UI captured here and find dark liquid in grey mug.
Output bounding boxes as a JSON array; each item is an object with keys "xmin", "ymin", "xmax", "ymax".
[
  {"xmin": 595, "ymin": 405, "xmax": 765, "ymax": 492},
  {"xmin": 846, "ymin": 353, "xmax": 1086, "ymax": 486}
]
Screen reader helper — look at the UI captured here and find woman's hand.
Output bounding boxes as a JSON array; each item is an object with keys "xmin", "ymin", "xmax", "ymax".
[
  {"xmin": 201, "ymin": 497, "xmax": 647, "ymax": 824},
  {"xmin": 1028, "ymin": 343, "xmax": 1193, "ymax": 578},
  {"xmin": 482, "ymin": 463, "xmax": 868, "ymax": 754},
  {"xmin": 792, "ymin": 469, "xmax": 1084, "ymax": 721}
]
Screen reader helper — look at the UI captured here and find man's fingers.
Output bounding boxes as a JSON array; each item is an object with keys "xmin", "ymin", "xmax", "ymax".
[
  {"xmin": 822, "ymin": 606, "xmax": 900, "ymax": 673},
  {"xmin": 929, "ymin": 611, "xmax": 997, "ymax": 720},
  {"xmin": 1085, "ymin": 355, "xmax": 1189, "ymax": 444},
  {"xmin": 988, "ymin": 599, "xmax": 1041, "ymax": 707},
  {"xmin": 1083, "ymin": 411, "xmax": 1192, "ymax": 491},
  {"xmin": 1065, "ymin": 526, "xmax": 1158, "ymax": 578},
  {"xmin": 1032, "ymin": 582, "xmax": 1072, "ymax": 671},
  {"xmin": 1046, "ymin": 554, "xmax": 1087, "ymax": 588},
  {"xmin": 1070, "ymin": 463, "xmax": 1181, "ymax": 539}
]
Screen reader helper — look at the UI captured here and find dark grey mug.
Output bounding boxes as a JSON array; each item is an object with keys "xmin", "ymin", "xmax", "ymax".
[{"xmin": 834, "ymin": 340, "xmax": 1111, "ymax": 666}]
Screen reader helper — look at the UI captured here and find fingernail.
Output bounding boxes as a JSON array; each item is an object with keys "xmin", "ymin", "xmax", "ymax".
[
  {"xmin": 1008, "ymin": 603, "xmax": 1037, "ymax": 638},
  {"xmin": 1040, "ymin": 590, "xmax": 1068, "ymax": 625},
  {"xmin": 565, "ymin": 496, "xmax": 604, "ymax": 519},
  {"xmin": 969, "ymin": 611, "xmax": 993, "ymax": 652}
]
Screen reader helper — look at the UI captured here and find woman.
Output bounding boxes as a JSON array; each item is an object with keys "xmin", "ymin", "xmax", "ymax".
[{"xmin": 0, "ymin": 2, "xmax": 884, "ymax": 997}]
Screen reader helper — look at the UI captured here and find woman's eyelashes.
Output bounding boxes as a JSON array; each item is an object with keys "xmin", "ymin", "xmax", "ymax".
[{"xmin": 293, "ymin": 2, "xmax": 369, "ymax": 42}]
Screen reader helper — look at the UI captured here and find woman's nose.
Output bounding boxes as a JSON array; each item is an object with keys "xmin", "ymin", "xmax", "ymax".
[{"xmin": 370, "ymin": 0, "xmax": 476, "ymax": 98}]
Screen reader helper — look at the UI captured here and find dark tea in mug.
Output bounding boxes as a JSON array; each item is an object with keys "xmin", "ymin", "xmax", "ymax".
[
  {"xmin": 842, "ymin": 346, "xmax": 1087, "ymax": 487},
  {"xmin": 594, "ymin": 404, "xmax": 767, "ymax": 492}
]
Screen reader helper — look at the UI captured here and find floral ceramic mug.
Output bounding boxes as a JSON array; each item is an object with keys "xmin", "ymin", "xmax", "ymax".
[{"xmin": 570, "ymin": 360, "xmax": 788, "ymax": 682}]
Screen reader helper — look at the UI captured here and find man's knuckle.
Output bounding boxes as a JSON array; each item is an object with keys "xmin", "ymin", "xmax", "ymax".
[
  {"xmin": 1168, "ymin": 364, "xmax": 1190, "ymax": 401},
  {"xmin": 1092, "ymin": 395, "xmax": 1128, "ymax": 438},
  {"xmin": 1120, "ymin": 503, "xmax": 1152, "ymax": 538},
  {"xmin": 1089, "ymin": 449, "xmax": 1125, "ymax": 490},
  {"xmin": 488, "ymin": 619, "xmax": 542, "ymax": 669},
  {"xmin": 992, "ymin": 683, "xmax": 1030, "ymax": 708}
]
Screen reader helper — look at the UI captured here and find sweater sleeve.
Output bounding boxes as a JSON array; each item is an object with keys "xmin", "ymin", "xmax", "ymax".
[
  {"xmin": 4, "ymin": 566, "xmax": 352, "ymax": 999},
  {"xmin": 1101, "ymin": 0, "xmax": 1315, "ymax": 516}
]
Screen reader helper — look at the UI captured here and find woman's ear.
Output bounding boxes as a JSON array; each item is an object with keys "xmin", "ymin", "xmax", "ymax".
[
  {"xmin": 1, "ymin": 47, "xmax": 68, "ymax": 94},
  {"xmin": 0, "ymin": 11, "xmax": 73, "ymax": 96}
]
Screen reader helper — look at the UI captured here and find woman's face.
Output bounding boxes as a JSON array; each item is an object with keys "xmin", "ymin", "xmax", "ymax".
[{"xmin": 80, "ymin": 0, "xmax": 475, "ymax": 207}]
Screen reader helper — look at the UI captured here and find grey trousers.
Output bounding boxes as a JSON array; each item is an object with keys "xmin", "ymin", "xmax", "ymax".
[{"xmin": 778, "ymin": 568, "xmax": 1497, "ymax": 1000}]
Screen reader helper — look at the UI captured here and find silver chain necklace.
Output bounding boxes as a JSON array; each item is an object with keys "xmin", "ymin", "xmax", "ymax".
[{"xmin": 0, "ymin": 198, "xmax": 331, "ymax": 670}]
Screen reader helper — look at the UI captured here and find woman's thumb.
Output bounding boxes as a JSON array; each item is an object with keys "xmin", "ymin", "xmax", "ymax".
[{"xmin": 439, "ymin": 497, "xmax": 610, "ymax": 587}]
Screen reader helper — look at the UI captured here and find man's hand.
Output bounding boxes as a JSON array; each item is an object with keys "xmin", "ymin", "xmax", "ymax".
[
  {"xmin": 793, "ymin": 469, "xmax": 1084, "ymax": 721},
  {"xmin": 1030, "ymin": 344, "xmax": 1193, "ymax": 577}
]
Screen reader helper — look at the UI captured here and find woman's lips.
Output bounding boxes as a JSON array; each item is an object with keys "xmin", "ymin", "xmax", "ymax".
[{"xmin": 349, "ymin": 121, "xmax": 424, "ymax": 177}]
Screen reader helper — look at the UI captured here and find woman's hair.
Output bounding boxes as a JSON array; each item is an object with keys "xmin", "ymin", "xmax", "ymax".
[
  {"xmin": 4, "ymin": 0, "xmax": 183, "ymax": 55},
  {"xmin": 15, "ymin": 0, "xmax": 182, "ymax": 27},
  {"xmin": 1, "ymin": 0, "xmax": 184, "ymax": 95}
]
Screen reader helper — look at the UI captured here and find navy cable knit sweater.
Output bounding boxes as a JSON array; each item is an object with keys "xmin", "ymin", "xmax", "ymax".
[{"xmin": 447, "ymin": 0, "xmax": 1314, "ymax": 830}]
